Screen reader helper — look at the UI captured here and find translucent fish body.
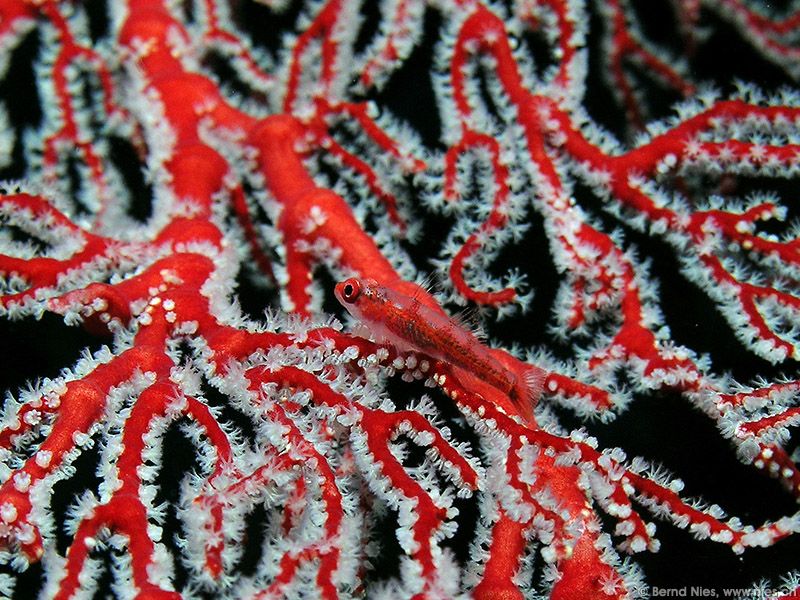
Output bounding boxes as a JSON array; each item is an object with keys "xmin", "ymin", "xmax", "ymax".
[{"xmin": 335, "ymin": 278, "xmax": 544, "ymax": 415}]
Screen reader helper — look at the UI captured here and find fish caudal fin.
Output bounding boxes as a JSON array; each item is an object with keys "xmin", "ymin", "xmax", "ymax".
[
  {"xmin": 512, "ymin": 364, "xmax": 547, "ymax": 419},
  {"xmin": 488, "ymin": 348, "xmax": 548, "ymax": 422},
  {"xmin": 523, "ymin": 364, "xmax": 547, "ymax": 403}
]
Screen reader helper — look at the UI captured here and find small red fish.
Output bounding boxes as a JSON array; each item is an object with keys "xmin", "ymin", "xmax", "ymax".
[{"xmin": 335, "ymin": 277, "xmax": 545, "ymax": 417}]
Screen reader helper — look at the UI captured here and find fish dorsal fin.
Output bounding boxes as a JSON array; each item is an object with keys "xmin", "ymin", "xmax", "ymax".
[
  {"xmin": 414, "ymin": 272, "xmax": 443, "ymax": 298},
  {"xmin": 412, "ymin": 272, "xmax": 487, "ymax": 341},
  {"xmin": 451, "ymin": 306, "xmax": 487, "ymax": 341},
  {"xmin": 401, "ymin": 272, "xmax": 446, "ymax": 313}
]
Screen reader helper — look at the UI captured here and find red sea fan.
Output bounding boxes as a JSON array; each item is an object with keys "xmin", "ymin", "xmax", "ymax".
[{"xmin": 0, "ymin": 0, "xmax": 799, "ymax": 598}]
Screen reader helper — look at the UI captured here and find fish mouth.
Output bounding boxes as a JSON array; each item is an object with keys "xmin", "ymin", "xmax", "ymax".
[{"xmin": 334, "ymin": 281, "xmax": 344, "ymax": 302}]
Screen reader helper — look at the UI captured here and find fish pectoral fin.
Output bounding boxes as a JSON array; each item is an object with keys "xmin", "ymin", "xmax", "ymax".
[{"xmin": 350, "ymin": 322, "xmax": 376, "ymax": 340}]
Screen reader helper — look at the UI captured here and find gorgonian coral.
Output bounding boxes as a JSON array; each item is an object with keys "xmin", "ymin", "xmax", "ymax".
[{"xmin": 0, "ymin": 1, "xmax": 799, "ymax": 598}]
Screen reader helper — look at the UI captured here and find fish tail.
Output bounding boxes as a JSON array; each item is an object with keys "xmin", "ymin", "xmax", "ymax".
[
  {"xmin": 511, "ymin": 364, "xmax": 547, "ymax": 419},
  {"xmin": 486, "ymin": 348, "xmax": 547, "ymax": 421}
]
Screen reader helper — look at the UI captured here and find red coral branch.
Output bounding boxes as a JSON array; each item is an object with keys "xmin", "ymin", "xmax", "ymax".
[{"xmin": 0, "ymin": 0, "xmax": 799, "ymax": 598}]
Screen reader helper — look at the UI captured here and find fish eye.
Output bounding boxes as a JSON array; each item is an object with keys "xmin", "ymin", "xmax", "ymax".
[{"xmin": 341, "ymin": 278, "xmax": 361, "ymax": 303}]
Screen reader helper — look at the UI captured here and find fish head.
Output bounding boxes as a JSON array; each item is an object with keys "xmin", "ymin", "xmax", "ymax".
[{"xmin": 335, "ymin": 277, "xmax": 383, "ymax": 323}]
